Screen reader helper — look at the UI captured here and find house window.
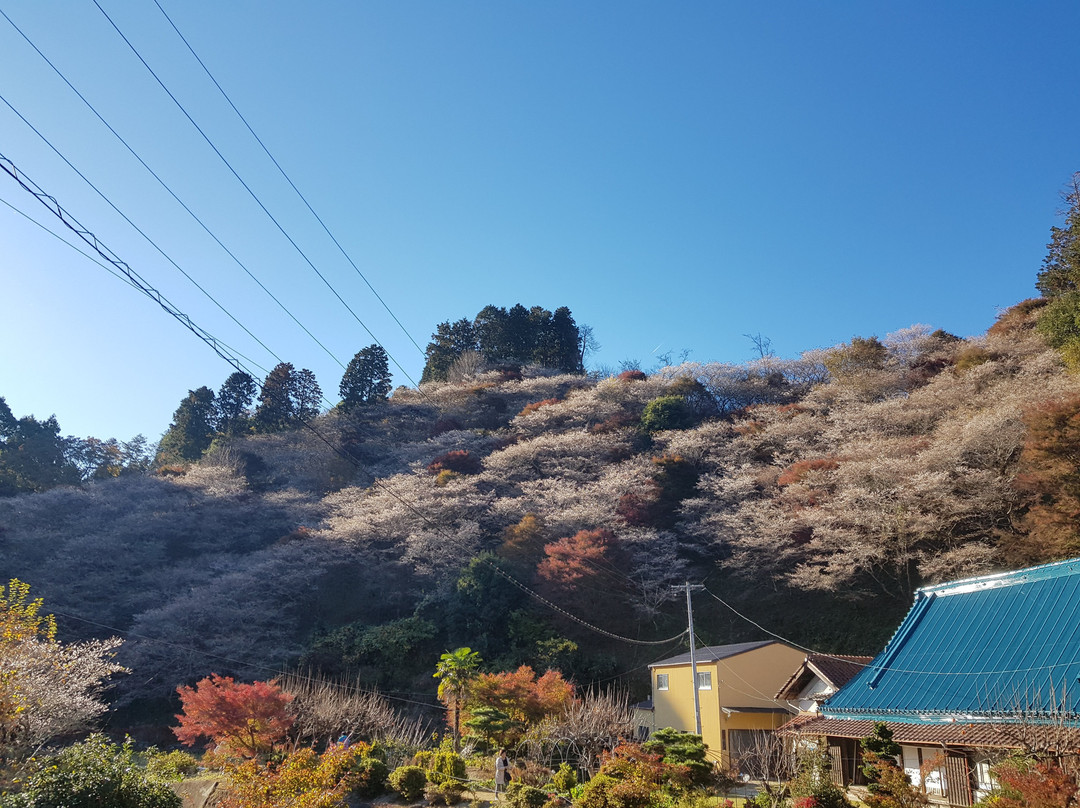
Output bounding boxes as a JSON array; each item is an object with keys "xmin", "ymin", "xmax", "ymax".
[
  {"xmin": 697, "ymin": 671, "xmax": 712, "ymax": 690},
  {"xmin": 656, "ymin": 673, "xmax": 669, "ymax": 691}
]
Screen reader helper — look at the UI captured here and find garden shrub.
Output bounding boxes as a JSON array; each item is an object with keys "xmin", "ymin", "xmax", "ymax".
[
  {"xmin": 145, "ymin": 748, "xmax": 200, "ymax": 781},
  {"xmin": 425, "ymin": 781, "xmax": 467, "ymax": 805},
  {"xmin": 4, "ymin": 734, "xmax": 181, "ymax": 808},
  {"xmin": 347, "ymin": 755, "xmax": 390, "ymax": 797},
  {"xmin": 641, "ymin": 396, "xmax": 694, "ymax": 433},
  {"xmin": 550, "ymin": 762, "xmax": 578, "ymax": 796},
  {"xmin": 507, "ymin": 782, "xmax": 549, "ymax": 808},
  {"xmin": 389, "ymin": 765, "xmax": 428, "ymax": 800},
  {"xmin": 426, "ymin": 740, "xmax": 467, "ymax": 786},
  {"xmin": 788, "ymin": 750, "xmax": 850, "ymax": 808}
]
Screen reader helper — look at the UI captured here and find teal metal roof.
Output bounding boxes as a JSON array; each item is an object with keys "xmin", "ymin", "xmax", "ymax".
[{"xmin": 823, "ymin": 557, "xmax": 1080, "ymax": 723}]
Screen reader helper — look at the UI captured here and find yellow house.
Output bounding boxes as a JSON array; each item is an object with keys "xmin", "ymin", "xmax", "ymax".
[{"xmin": 641, "ymin": 640, "xmax": 804, "ymax": 768}]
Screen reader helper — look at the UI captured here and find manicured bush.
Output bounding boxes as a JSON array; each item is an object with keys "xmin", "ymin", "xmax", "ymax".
[
  {"xmin": 347, "ymin": 755, "xmax": 390, "ymax": 797},
  {"xmin": 425, "ymin": 781, "xmax": 467, "ymax": 805},
  {"xmin": 550, "ymin": 762, "xmax": 578, "ymax": 796},
  {"xmin": 506, "ymin": 781, "xmax": 549, "ymax": 808},
  {"xmin": 389, "ymin": 765, "xmax": 428, "ymax": 800},
  {"xmin": 426, "ymin": 742, "xmax": 467, "ymax": 786}
]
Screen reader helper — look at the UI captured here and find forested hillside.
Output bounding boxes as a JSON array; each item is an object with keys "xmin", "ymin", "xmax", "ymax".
[
  {"xmin": 5, "ymin": 181, "xmax": 1080, "ymax": 730},
  {"xmin": 3, "ymin": 297, "xmax": 1078, "ymax": 723}
]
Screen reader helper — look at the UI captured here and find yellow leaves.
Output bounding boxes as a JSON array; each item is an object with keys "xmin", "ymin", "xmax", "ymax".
[{"xmin": 0, "ymin": 579, "xmax": 56, "ymax": 644}]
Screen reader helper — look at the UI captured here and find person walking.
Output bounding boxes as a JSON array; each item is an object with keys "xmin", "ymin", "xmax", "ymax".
[{"xmin": 494, "ymin": 748, "xmax": 509, "ymax": 799}]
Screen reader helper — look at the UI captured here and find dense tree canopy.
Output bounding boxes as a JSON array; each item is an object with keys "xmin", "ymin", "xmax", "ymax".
[
  {"xmin": 421, "ymin": 304, "xmax": 584, "ymax": 382},
  {"xmin": 340, "ymin": 345, "xmax": 392, "ymax": 411}
]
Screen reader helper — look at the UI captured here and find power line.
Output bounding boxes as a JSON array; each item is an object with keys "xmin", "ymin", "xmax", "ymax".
[
  {"xmin": 0, "ymin": 5, "xmax": 347, "ymax": 372},
  {"xmin": 0, "ymin": 94, "xmax": 282, "ymax": 373},
  {"xmin": 150, "ymin": 0, "xmax": 427, "ymax": 360},
  {"xmin": 1, "ymin": 153, "xmax": 679, "ymax": 650},
  {"xmin": 91, "ymin": 0, "xmax": 421, "ymax": 387}
]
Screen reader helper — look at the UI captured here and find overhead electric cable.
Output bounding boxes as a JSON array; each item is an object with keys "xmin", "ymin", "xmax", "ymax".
[
  {"xmin": 91, "ymin": 0, "xmax": 420, "ymax": 386},
  {"xmin": 0, "ymin": 154, "xmax": 268, "ymax": 377},
  {"xmin": 2, "ymin": 152, "xmax": 670, "ymax": 647},
  {"xmin": 151, "ymin": 0, "xmax": 426, "ymax": 358},
  {"xmin": 0, "ymin": 93, "xmax": 281, "ymax": 371},
  {"xmin": 0, "ymin": 5, "xmax": 347, "ymax": 370}
]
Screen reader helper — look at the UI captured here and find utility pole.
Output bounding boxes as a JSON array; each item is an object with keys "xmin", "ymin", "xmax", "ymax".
[{"xmin": 672, "ymin": 582, "xmax": 705, "ymax": 736}]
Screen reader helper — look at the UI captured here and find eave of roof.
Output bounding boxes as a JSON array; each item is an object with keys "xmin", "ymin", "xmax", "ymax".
[{"xmin": 649, "ymin": 640, "xmax": 777, "ymax": 668}]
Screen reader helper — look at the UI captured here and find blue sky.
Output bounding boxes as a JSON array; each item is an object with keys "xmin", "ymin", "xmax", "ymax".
[{"xmin": 1, "ymin": 1, "xmax": 1077, "ymax": 442}]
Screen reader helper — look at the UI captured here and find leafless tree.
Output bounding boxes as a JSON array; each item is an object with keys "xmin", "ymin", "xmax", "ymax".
[{"xmin": 520, "ymin": 689, "xmax": 635, "ymax": 775}]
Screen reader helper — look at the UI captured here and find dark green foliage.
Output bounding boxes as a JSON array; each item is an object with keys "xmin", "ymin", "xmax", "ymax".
[
  {"xmin": 421, "ymin": 304, "xmax": 584, "ymax": 382},
  {"xmin": 463, "ymin": 706, "xmax": 514, "ymax": 749},
  {"xmin": 640, "ymin": 396, "xmax": 693, "ymax": 433},
  {"xmin": 422, "ymin": 319, "xmax": 478, "ymax": 384},
  {"xmin": 157, "ymin": 386, "xmax": 217, "ymax": 464},
  {"xmin": 0, "ymin": 403, "xmax": 80, "ymax": 495},
  {"xmin": 789, "ymin": 749, "xmax": 851, "ymax": 808},
  {"xmin": 216, "ymin": 371, "xmax": 257, "ymax": 436},
  {"xmin": 304, "ymin": 616, "xmax": 438, "ymax": 683},
  {"xmin": 255, "ymin": 362, "xmax": 322, "ymax": 432},
  {"xmin": 861, "ymin": 722, "xmax": 902, "ymax": 789},
  {"xmin": 389, "ymin": 765, "xmax": 428, "ymax": 800},
  {"xmin": 340, "ymin": 345, "xmax": 392, "ymax": 411},
  {"xmin": 449, "ymin": 554, "xmax": 525, "ymax": 656},
  {"xmin": 348, "ymin": 755, "xmax": 390, "ymax": 797},
  {"xmin": 1036, "ymin": 173, "xmax": 1080, "ymax": 297},
  {"xmin": 642, "ymin": 728, "xmax": 712, "ymax": 788},
  {"xmin": 2, "ymin": 735, "xmax": 181, "ymax": 808},
  {"xmin": 551, "ymin": 762, "xmax": 578, "ymax": 796}
]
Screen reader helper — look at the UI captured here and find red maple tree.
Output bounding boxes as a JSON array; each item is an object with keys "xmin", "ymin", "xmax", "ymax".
[{"xmin": 174, "ymin": 674, "xmax": 294, "ymax": 758}]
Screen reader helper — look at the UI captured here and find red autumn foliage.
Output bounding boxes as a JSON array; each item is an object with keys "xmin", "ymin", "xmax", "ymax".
[
  {"xmin": 518, "ymin": 398, "xmax": 562, "ymax": 418},
  {"xmin": 617, "ymin": 370, "xmax": 648, "ymax": 382},
  {"xmin": 537, "ymin": 529, "xmax": 617, "ymax": 589},
  {"xmin": 990, "ymin": 757, "xmax": 1078, "ymax": 808},
  {"xmin": 777, "ymin": 457, "xmax": 841, "ymax": 487},
  {"xmin": 467, "ymin": 665, "xmax": 575, "ymax": 727},
  {"xmin": 427, "ymin": 449, "xmax": 482, "ymax": 475},
  {"xmin": 174, "ymin": 674, "xmax": 294, "ymax": 758},
  {"xmin": 1006, "ymin": 397, "xmax": 1080, "ymax": 564}
]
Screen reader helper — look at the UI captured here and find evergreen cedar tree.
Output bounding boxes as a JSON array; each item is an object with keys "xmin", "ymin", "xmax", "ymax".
[
  {"xmin": 421, "ymin": 304, "xmax": 584, "ymax": 383},
  {"xmin": 340, "ymin": 345, "xmax": 392, "ymax": 411}
]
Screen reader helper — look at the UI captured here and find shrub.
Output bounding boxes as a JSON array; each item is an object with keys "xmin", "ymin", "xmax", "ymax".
[
  {"xmin": 954, "ymin": 346, "xmax": 994, "ymax": 372},
  {"xmin": 347, "ymin": 755, "xmax": 390, "ymax": 797},
  {"xmin": 389, "ymin": 765, "xmax": 428, "ymax": 800},
  {"xmin": 519, "ymin": 398, "xmax": 562, "ymax": 418},
  {"xmin": 428, "ymin": 450, "xmax": 482, "ymax": 475},
  {"xmin": 550, "ymin": 762, "xmax": 578, "ymax": 796},
  {"xmin": 641, "ymin": 396, "xmax": 694, "ymax": 433},
  {"xmin": 435, "ymin": 469, "xmax": 460, "ymax": 487},
  {"xmin": 7, "ymin": 734, "xmax": 181, "ymax": 808},
  {"xmin": 427, "ymin": 742, "xmax": 467, "ymax": 786},
  {"xmin": 431, "ymin": 416, "xmax": 464, "ymax": 436},
  {"xmin": 776, "ymin": 458, "xmax": 841, "ymax": 487},
  {"xmin": 507, "ymin": 782, "xmax": 550, "ymax": 808},
  {"xmin": 425, "ymin": 780, "xmax": 467, "ymax": 805},
  {"xmin": 617, "ymin": 370, "xmax": 648, "ymax": 382},
  {"xmin": 145, "ymin": 749, "xmax": 200, "ymax": 781}
]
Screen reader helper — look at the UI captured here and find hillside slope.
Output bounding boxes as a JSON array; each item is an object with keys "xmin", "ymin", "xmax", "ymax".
[{"xmin": 1, "ymin": 304, "xmax": 1074, "ymax": 709}]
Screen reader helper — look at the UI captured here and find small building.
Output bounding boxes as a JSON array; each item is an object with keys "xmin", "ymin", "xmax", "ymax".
[
  {"xmin": 643, "ymin": 640, "xmax": 804, "ymax": 767},
  {"xmin": 784, "ymin": 557, "xmax": 1080, "ymax": 808},
  {"xmin": 775, "ymin": 654, "xmax": 872, "ymax": 714}
]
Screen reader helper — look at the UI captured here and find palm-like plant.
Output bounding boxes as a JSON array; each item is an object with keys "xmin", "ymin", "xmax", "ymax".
[{"xmin": 433, "ymin": 647, "xmax": 481, "ymax": 748}]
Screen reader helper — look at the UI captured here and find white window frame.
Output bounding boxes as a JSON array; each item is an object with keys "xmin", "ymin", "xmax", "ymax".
[
  {"xmin": 656, "ymin": 673, "xmax": 669, "ymax": 691},
  {"xmin": 697, "ymin": 671, "xmax": 712, "ymax": 690}
]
